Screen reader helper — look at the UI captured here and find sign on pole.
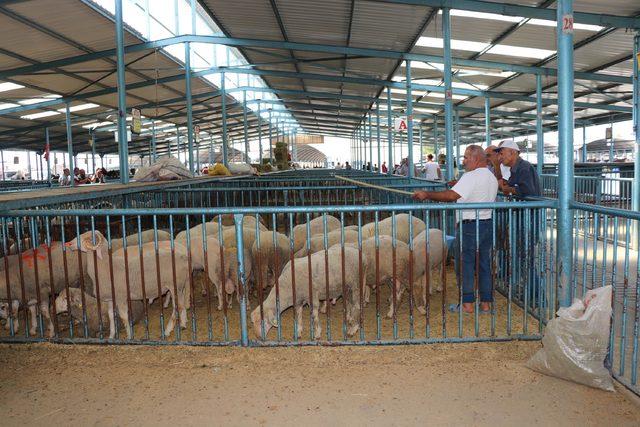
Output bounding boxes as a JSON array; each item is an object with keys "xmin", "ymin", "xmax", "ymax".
[
  {"xmin": 394, "ymin": 117, "xmax": 408, "ymax": 132},
  {"xmin": 130, "ymin": 108, "xmax": 141, "ymax": 135}
]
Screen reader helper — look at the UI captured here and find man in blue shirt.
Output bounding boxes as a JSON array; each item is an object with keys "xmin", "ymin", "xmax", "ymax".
[
  {"xmin": 496, "ymin": 140, "xmax": 541, "ymax": 198},
  {"xmin": 496, "ymin": 140, "xmax": 542, "ymax": 309}
]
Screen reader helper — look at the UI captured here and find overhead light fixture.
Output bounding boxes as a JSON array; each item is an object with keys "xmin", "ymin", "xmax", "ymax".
[
  {"xmin": 58, "ymin": 103, "xmax": 99, "ymax": 113},
  {"xmin": 417, "ymin": 36, "xmax": 555, "ymax": 60},
  {"xmin": 0, "ymin": 82, "xmax": 25, "ymax": 93},
  {"xmin": 441, "ymin": 9, "xmax": 602, "ymax": 31},
  {"xmin": 18, "ymin": 94, "xmax": 62, "ymax": 105},
  {"xmin": 20, "ymin": 111, "xmax": 60, "ymax": 120}
]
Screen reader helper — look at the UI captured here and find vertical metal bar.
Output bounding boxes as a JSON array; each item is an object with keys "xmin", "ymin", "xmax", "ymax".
[
  {"xmin": 221, "ymin": 71, "xmax": 228, "ymax": 166},
  {"xmin": 258, "ymin": 100, "xmax": 263, "ymax": 165},
  {"xmin": 536, "ymin": 74, "xmax": 544, "ymax": 176},
  {"xmin": 0, "ymin": 149, "xmax": 4, "ymax": 180},
  {"xmin": 368, "ymin": 112, "xmax": 373, "ymax": 171},
  {"xmin": 115, "ymin": 0, "xmax": 129, "ymax": 184},
  {"xmin": 185, "ymin": 42, "xmax": 195, "ymax": 173},
  {"xmin": 557, "ymin": 0, "xmax": 575, "ymax": 307},
  {"xmin": 633, "ymin": 34, "xmax": 640, "ymax": 219},
  {"xmin": 443, "ymin": 8, "xmax": 454, "ymax": 182},
  {"xmin": 65, "ymin": 103, "xmax": 75, "ymax": 187},
  {"xmin": 45, "ymin": 128, "xmax": 51, "ymax": 185},
  {"xmin": 243, "ymin": 90, "xmax": 249, "ymax": 163},
  {"xmin": 268, "ymin": 108, "xmax": 273, "ymax": 162},
  {"xmin": 485, "ymin": 97, "xmax": 491, "ymax": 148},
  {"xmin": 434, "ymin": 115, "xmax": 439, "ymax": 158},
  {"xmin": 406, "ymin": 60, "xmax": 414, "ymax": 178},
  {"xmin": 582, "ymin": 125, "xmax": 587, "ymax": 163},
  {"xmin": 376, "ymin": 101, "xmax": 381, "ymax": 174},
  {"xmin": 419, "ymin": 122, "xmax": 423, "ymax": 173},
  {"xmin": 387, "ymin": 87, "xmax": 393, "ymax": 175},
  {"xmin": 151, "ymin": 120, "xmax": 157, "ymax": 161}
]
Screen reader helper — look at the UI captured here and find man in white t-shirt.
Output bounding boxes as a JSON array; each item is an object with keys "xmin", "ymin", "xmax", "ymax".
[
  {"xmin": 422, "ymin": 154, "xmax": 442, "ymax": 181},
  {"xmin": 413, "ymin": 145, "xmax": 498, "ymax": 314}
]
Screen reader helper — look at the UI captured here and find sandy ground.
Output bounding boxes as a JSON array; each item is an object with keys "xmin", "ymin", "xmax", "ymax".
[{"xmin": 0, "ymin": 341, "xmax": 639, "ymax": 427}]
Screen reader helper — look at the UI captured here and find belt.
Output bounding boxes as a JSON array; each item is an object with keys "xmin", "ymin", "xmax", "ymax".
[{"xmin": 460, "ymin": 219, "xmax": 492, "ymax": 224}]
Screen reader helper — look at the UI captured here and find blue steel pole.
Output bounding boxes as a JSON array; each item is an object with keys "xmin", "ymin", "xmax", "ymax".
[
  {"xmin": 151, "ymin": 120, "xmax": 157, "ymax": 161},
  {"xmin": 90, "ymin": 131, "xmax": 96, "ymax": 173},
  {"xmin": 633, "ymin": 34, "xmax": 640, "ymax": 217},
  {"xmin": 243, "ymin": 90, "xmax": 249, "ymax": 163},
  {"xmin": 581, "ymin": 125, "xmax": 587, "ymax": 162},
  {"xmin": 65, "ymin": 103, "xmax": 75, "ymax": 187},
  {"xmin": 258, "ymin": 100, "xmax": 263, "ymax": 165},
  {"xmin": 557, "ymin": 0, "xmax": 575, "ymax": 308},
  {"xmin": 175, "ymin": 125, "xmax": 180, "ymax": 163},
  {"xmin": 609, "ymin": 115, "xmax": 615, "ymax": 162},
  {"xmin": 455, "ymin": 109, "xmax": 460, "ymax": 164},
  {"xmin": 387, "ymin": 87, "xmax": 393, "ymax": 175},
  {"xmin": 443, "ymin": 8, "xmax": 454, "ymax": 181},
  {"xmin": 115, "ymin": 0, "xmax": 129, "ymax": 184},
  {"xmin": 221, "ymin": 71, "xmax": 228, "ymax": 166},
  {"xmin": 434, "ymin": 115, "xmax": 439, "ymax": 155},
  {"xmin": 268, "ymin": 108, "xmax": 273, "ymax": 162},
  {"xmin": 419, "ymin": 123, "xmax": 423, "ymax": 169},
  {"xmin": 368, "ymin": 112, "xmax": 373, "ymax": 171},
  {"xmin": 376, "ymin": 101, "xmax": 381, "ymax": 174},
  {"xmin": 45, "ymin": 127, "xmax": 51, "ymax": 185},
  {"xmin": 185, "ymin": 42, "xmax": 195, "ymax": 173},
  {"xmin": 406, "ymin": 60, "xmax": 414, "ymax": 178},
  {"xmin": 536, "ymin": 74, "xmax": 544, "ymax": 176},
  {"xmin": 485, "ymin": 98, "xmax": 491, "ymax": 148}
]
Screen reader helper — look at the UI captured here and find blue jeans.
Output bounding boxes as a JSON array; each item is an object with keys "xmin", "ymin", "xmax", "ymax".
[{"xmin": 455, "ymin": 220, "xmax": 493, "ymax": 303}]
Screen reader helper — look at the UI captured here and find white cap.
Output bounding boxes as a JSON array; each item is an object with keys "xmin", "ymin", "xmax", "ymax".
[{"xmin": 496, "ymin": 140, "xmax": 520, "ymax": 152}]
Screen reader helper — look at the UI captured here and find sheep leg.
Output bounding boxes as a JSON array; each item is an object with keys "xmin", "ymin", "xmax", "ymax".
[
  {"xmin": 178, "ymin": 288, "xmax": 187, "ymax": 329},
  {"xmin": 215, "ymin": 281, "xmax": 224, "ymax": 311},
  {"xmin": 312, "ymin": 304, "xmax": 321, "ymax": 340},
  {"xmin": 108, "ymin": 304, "xmax": 116, "ymax": 339},
  {"xmin": 40, "ymin": 302, "xmax": 54, "ymax": 338},
  {"xmin": 164, "ymin": 293, "xmax": 176, "ymax": 337},
  {"xmin": 28, "ymin": 303, "xmax": 37, "ymax": 336},
  {"xmin": 119, "ymin": 305, "xmax": 132, "ymax": 340},
  {"xmin": 319, "ymin": 300, "xmax": 327, "ymax": 314},
  {"xmin": 295, "ymin": 305, "xmax": 303, "ymax": 339},
  {"xmin": 386, "ymin": 280, "xmax": 405, "ymax": 319},
  {"xmin": 163, "ymin": 293, "xmax": 171, "ymax": 309}
]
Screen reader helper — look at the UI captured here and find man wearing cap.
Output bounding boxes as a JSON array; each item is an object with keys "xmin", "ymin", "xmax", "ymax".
[
  {"xmin": 496, "ymin": 140, "xmax": 542, "ymax": 308},
  {"xmin": 496, "ymin": 140, "xmax": 540, "ymax": 198},
  {"xmin": 413, "ymin": 145, "xmax": 498, "ymax": 314}
]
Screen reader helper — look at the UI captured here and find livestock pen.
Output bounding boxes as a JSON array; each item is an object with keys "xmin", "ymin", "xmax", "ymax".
[{"xmin": 1, "ymin": 0, "xmax": 640, "ymax": 424}]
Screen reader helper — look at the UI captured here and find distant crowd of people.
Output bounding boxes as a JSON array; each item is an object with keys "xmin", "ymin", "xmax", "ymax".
[{"xmin": 58, "ymin": 167, "xmax": 107, "ymax": 186}]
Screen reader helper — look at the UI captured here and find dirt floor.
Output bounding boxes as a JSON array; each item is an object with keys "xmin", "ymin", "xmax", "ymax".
[{"xmin": 1, "ymin": 341, "xmax": 639, "ymax": 426}]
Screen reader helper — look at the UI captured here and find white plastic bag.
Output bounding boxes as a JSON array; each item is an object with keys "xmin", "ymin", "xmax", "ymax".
[
  {"xmin": 133, "ymin": 157, "xmax": 193, "ymax": 182},
  {"xmin": 527, "ymin": 285, "xmax": 614, "ymax": 391}
]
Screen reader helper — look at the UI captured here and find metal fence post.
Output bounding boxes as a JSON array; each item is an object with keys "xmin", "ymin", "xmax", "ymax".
[
  {"xmin": 443, "ymin": 8, "xmax": 454, "ymax": 181},
  {"xmin": 557, "ymin": 0, "xmax": 575, "ymax": 308},
  {"xmin": 536, "ymin": 74, "xmax": 544, "ymax": 176}
]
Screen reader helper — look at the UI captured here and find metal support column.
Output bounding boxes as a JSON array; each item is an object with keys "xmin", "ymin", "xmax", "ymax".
[
  {"xmin": 175, "ymin": 125, "xmax": 180, "ymax": 163},
  {"xmin": 258, "ymin": 101, "xmax": 263, "ymax": 165},
  {"xmin": 115, "ymin": 0, "xmax": 129, "ymax": 184},
  {"xmin": 485, "ymin": 97, "xmax": 491, "ymax": 148},
  {"xmin": 406, "ymin": 60, "xmax": 414, "ymax": 178},
  {"xmin": 368, "ymin": 112, "xmax": 373, "ymax": 170},
  {"xmin": 221, "ymin": 71, "xmax": 228, "ymax": 166},
  {"xmin": 443, "ymin": 8, "xmax": 454, "ymax": 181},
  {"xmin": 0, "ymin": 150, "xmax": 4, "ymax": 180},
  {"xmin": 65, "ymin": 103, "xmax": 75, "ymax": 187},
  {"xmin": 609, "ymin": 115, "xmax": 615, "ymax": 162},
  {"xmin": 45, "ymin": 127, "xmax": 51, "ymax": 185},
  {"xmin": 633, "ymin": 34, "xmax": 640, "ymax": 217},
  {"xmin": 581, "ymin": 125, "xmax": 587, "ymax": 163},
  {"xmin": 268, "ymin": 108, "xmax": 273, "ymax": 162},
  {"xmin": 557, "ymin": 0, "xmax": 575, "ymax": 308},
  {"xmin": 434, "ymin": 116, "xmax": 439, "ymax": 156},
  {"xmin": 536, "ymin": 74, "xmax": 544, "ymax": 176},
  {"xmin": 151, "ymin": 120, "xmax": 157, "ymax": 161},
  {"xmin": 387, "ymin": 87, "xmax": 393, "ymax": 175},
  {"xmin": 185, "ymin": 42, "xmax": 195, "ymax": 173},
  {"xmin": 243, "ymin": 90, "xmax": 249, "ymax": 163},
  {"xmin": 376, "ymin": 102, "xmax": 381, "ymax": 174}
]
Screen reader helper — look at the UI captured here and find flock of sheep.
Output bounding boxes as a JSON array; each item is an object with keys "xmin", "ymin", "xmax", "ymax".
[{"xmin": 0, "ymin": 213, "xmax": 447, "ymax": 341}]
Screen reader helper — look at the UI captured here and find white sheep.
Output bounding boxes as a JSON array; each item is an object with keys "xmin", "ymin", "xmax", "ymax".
[
  {"xmin": 0, "ymin": 242, "xmax": 90, "ymax": 336},
  {"xmin": 360, "ymin": 213, "xmax": 426, "ymax": 243},
  {"xmin": 109, "ymin": 229, "xmax": 171, "ymax": 252},
  {"xmin": 250, "ymin": 245, "xmax": 366, "ymax": 340},
  {"xmin": 68, "ymin": 230, "xmax": 189, "ymax": 339},
  {"xmin": 251, "ymin": 231, "xmax": 291, "ymax": 291},
  {"xmin": 411, "ymin": 228, "xmax": 447, "ymax": 315},
  {"xmin": 291, "ymin": 215, "xmax": 341, "ymax": 253},
  {"xmin": 180, "ymin": 235, "xmax": 252, "ymax": 310},
  {"xmin": 54, "ymin": 288, "xmax": 144, "ymax": 338},
  {"xmin": 294, "ymin": 229, "xmax": 360, "ymax": 258}
]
